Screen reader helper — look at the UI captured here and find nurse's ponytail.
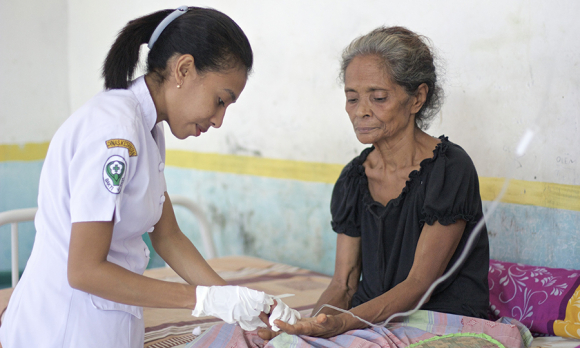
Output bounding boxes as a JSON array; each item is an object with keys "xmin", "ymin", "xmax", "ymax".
[{"xmin": 102, "ymin": 7, "xmax": 253, "ymax": 89}]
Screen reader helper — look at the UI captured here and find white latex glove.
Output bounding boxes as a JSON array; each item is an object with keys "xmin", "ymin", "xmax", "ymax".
[
  {"xmin": 269, "ymin": 298, "xmax": 301, "ymax": 331},
  {"xmin": 237, "ymin": 315, "xmax": 269, "ymax": 331},
  {"xmin": 192, "ymin": 286, "xmax": 274, "ymax": 330}
]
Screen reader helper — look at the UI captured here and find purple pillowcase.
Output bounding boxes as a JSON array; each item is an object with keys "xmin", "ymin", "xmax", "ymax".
[{"xmin": 488, "ymin": 259, "xmax": 580, "ymax": 336}]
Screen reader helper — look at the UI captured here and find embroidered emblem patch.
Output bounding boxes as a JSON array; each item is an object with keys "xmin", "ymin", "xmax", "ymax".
[
  {"xmin": 105, "ymin": 139, "xmax": 137, "ymax": 157},
  {"xmin": 103, "ymin": 155, "xmax": 127, "ymax": 194}
]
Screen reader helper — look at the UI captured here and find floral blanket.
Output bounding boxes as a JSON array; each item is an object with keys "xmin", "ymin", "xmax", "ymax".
[{"xmin": 186, "ymin": 310, "xmax": 533, "ymax": 348}]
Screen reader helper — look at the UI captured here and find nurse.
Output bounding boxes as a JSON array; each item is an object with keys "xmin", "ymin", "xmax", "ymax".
[{"xmin": 0, "ymin": 6, "xmax": 294, "ymax": 347}]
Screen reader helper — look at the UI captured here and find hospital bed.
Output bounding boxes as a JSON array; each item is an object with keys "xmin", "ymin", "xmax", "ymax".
[{"xmin": 0, "ymin": 200, "xmax": 579, "ymax": 348}]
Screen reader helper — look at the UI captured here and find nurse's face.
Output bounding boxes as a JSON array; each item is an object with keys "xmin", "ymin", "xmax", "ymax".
[{"xmin": 164, "ymin": 63, "xmax": 247, "ymax": 139}]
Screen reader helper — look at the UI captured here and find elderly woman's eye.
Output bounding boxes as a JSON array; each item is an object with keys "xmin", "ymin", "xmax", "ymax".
[{"xmin": 347, "ymin": 98, "xmax": 358, "ymax": 103}]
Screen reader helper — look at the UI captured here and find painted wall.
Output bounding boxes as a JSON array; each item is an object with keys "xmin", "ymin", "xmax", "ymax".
[
  {"xmin": 0, "ymin": 0, "xmax": 70, "ymax": 144},
  {"xmin": 1, "ymin": 1, "xmax": 579, "ymax": 279},
  {"xmin": 0, "ymin": 0, "xmax": 69, "ymax": 283}
]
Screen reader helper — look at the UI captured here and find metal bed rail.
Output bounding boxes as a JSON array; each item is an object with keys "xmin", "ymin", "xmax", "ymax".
[{"xmin": 0, "ymin": 195, "xmax": 216, "ymax": 288}]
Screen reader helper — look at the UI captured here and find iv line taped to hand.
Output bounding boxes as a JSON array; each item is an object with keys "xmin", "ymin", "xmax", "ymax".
[{"xmin": 313, "ymin": 128, "xmax": 537, "ymax": 329}]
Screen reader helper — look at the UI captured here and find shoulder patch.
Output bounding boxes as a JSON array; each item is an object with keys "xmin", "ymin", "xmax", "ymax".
[
  {"xmin": 105, "ymin": 139, "xmax": 137, "ymax": 157},
  {"xmin": 103, "ymin": 155, "xmax": 127, "ymax": 194}
]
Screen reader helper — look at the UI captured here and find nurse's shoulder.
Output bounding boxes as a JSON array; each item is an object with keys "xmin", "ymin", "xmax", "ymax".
[
  {"xmin": 72, "ymin": 87, "xmax": 143, "ymax": 134},
  {"xmin": 52, "ymin": 87, "xmax": 143, "ymax": 156}
]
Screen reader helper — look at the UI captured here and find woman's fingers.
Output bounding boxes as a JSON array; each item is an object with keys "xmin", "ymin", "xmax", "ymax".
[
  {"xmin": 274, "ymin": 317, "xmax": 316, "ymax": 335},
  {"xmin": 274, "ymin": 314, "xmax": 341, "ymax": 338},
  {"xmin": 257, "ymin": 328, "xmax": 281, "ymax": 340}
]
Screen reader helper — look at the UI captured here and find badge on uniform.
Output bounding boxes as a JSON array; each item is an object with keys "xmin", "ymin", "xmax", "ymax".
[
  {"xmin": 103, "ymin": 155, "xmax": 127, "ymax": 194},
  {"xmin": 105, "ymin": 139, "xmax": 137, "ymax": 157}
]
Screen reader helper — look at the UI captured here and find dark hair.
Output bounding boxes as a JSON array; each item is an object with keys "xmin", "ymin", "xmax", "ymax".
[
  {"xmin": 340, "ymin": 26, "xmax": 443, "ymax": 130},
  {"xmin": 103, "ymin": 7, "xmax": 253, "ymax": 89}
]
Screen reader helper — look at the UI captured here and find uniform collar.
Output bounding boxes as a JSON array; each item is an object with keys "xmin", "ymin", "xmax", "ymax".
[{"xmin": 129, "ymin": 76, "xmax": 157, "ymax": 131}]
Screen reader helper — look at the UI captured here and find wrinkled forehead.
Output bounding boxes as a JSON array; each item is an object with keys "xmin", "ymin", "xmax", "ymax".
[{"xmin": 344, "ymin": 55, "xmax": 395, "ymax": 88}]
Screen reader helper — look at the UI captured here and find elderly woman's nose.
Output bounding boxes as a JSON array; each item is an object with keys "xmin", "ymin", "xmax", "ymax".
[{"xmin": 355, "ymin": 98, "xmax": 371, "ymax": 118}]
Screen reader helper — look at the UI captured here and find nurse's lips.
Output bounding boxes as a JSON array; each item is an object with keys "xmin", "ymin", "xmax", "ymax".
[{"xmin": 194, "ymin": 125, "xmax": 208, "ymax": 137}]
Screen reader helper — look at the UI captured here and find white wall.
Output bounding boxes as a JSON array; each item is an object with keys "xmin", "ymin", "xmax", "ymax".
[
  {"xmin": 1, "ymin": 0, "xmax": 579, "ymax": 275},
  {"xmin": 0, "ymin": 0, "xmax": 69, "ymax": 144},
  {"xmin": 1, "ymin": 0, "xmax": 578, "ymax": 181},
  {"xmin": 64, "ymin": 0, "xmax": 580, "ymax": 185}
]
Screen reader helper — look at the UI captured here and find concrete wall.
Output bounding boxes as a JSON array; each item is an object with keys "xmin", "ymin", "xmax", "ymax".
[
  {"xmin": 1, "ymin": 1, "xmax": 579, "ymax": 277},
  {"xmin": 0, "ymin": 0, "xmax": 69, "ymax": 275}
]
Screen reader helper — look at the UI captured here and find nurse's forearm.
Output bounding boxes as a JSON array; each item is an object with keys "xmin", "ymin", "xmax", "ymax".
[
  {"xmin": 151, "ymin": 228, "xmax": 227, "ymax": 287},
  {"xmin": 68, "ymin": 221, "xmax": 199, "ymax": 309},
  {"xmin": 149, "ymin": 193, "xmax": 227, "ymax": 287},
  {"xmin": 69, "ymin": 259, "xmax": 199, "ymax": 309}
]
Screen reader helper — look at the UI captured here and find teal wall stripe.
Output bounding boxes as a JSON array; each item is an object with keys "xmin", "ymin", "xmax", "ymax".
[
  {"xmin": 0, "ymin": 161, "xmax": 43, "ymax": 280},
  {"xmin": 1, "ymin": 162, "xmax": 579, "ymax": 286},
  {"xmin": 485, "ymin": 202, "xmax": 580, "ymax": 270},
  {"xmin": 164, "ymin": 167, "xmax": 337, "ymax": 275}
]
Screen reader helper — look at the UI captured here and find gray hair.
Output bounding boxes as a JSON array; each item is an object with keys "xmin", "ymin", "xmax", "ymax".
[{"xmin": 340, "ymin": 26, "xmax": 443, "ymax": 130}]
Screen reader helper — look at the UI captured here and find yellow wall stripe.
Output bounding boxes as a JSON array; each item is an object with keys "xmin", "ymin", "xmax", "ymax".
[
  {"xmin": 1, "ymin": 144, "xmax": 578, "ymax": 212},
  {"xmin": 166, "ymin": 149, "xmax": 345, "ymax": 184},
  {"xmin": 479, "ymin": 177, "xmax": 580, "ymax": 212},
  {"xmin": 0, "ymin": 142, "xmax": 49, "ymax": 162},
  {"xmin": 166, "ymin": 149, "xmax": 580, "ymax": 212}
]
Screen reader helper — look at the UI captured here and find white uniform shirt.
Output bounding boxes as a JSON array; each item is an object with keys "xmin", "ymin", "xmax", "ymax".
[{"xmin": 0, "ymin": 76, "xmax": 166, "ymax": 347}]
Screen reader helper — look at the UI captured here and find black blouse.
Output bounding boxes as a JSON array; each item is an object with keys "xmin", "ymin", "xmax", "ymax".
[{"xmin": 330, "ymin": 136, "xmax": 489, "ymax": 319}]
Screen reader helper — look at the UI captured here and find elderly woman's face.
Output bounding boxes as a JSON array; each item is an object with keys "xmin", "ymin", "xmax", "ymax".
[{"xmin": 344, "ymin": 55, "xmax": 415, "ymax": 144}]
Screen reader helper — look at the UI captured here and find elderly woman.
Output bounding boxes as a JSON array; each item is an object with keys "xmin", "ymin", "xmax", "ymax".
[{"xmin": 262, "ymin": 26, "xmax": 489, "ymax": 339}]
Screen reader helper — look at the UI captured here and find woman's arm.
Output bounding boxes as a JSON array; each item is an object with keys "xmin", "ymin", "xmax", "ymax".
[
  {"xmin": 149, "ymin": 192, "xmax": 226, "ymax": 287},
  {"xmin": 258, "ymin": 233, "xmax": 361, "ymax": 341},
  {"xmin": 274, "ymin": 220, "xmax": 466, "ymax": 338},
  {"xmin": 67, "ymin": 192, "xmax": 226, "ymax": 309},
  {"xmin": 312, "ymin": 233, "xmax": 361, "ymax": 316},
  {"xmin": 67, "ymin": 220, "xmax": 198, "ymax": 309}
]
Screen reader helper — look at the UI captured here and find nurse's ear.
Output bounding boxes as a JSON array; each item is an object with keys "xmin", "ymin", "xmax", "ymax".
[{"xmin": 171, "ymin": 54, "xmax": 197, "ymax": 89}]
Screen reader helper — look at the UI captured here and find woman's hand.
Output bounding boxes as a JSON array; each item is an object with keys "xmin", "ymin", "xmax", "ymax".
[{"xmin": 267, "ymin": 313, "xmax": 348, "ymax": 339}]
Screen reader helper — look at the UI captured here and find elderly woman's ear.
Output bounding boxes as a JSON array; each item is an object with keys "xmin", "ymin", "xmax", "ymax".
[{"xmin": 410, "ymin": 83, "xmax": 429, "ymax": 115}]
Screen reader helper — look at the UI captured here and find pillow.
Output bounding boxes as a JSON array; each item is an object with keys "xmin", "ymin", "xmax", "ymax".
[{"xmin": 488, "ymin": 259, "xmax": 580, "ymax": 338}]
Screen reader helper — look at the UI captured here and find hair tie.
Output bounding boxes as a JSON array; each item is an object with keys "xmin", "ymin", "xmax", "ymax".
[{"xmin": 148, "ymin": 5, "xmax": 189, "ymax": 49}]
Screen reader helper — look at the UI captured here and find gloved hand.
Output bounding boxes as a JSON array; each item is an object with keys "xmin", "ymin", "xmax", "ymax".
[
  {"xmin": 192, "ymin": 286, "xmax": 274, "ymax": 330},
  {"xmin": 268, "ymin": 298, "xmax": 301, "ymax": 331}
]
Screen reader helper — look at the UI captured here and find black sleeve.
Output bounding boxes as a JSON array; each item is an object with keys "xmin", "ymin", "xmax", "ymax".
[
  {"xmin": 330, "ymin": 161, "xmax": 362, "ymax": 237},
  {"xmin": 422, "ymin": 143, "xmax": 482, "ymax": 226}
]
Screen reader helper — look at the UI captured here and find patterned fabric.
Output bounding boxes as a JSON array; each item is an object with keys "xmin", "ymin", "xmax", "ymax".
[
  {"xmin": 488, "ymin": 260, "xmax": 580, "ymax": 338},
  {"xmin": 407, "ymin": 333, "xmax": 504, "ymax": 348},
  {"xmin": 186, "ymin": 310, "xmax": 531, "ymax": 348}
]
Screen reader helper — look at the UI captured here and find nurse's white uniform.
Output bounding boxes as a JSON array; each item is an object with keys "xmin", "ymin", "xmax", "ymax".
[{"xmin": 0, "ymin": 76, "xmax": 166, "ymax": 347}]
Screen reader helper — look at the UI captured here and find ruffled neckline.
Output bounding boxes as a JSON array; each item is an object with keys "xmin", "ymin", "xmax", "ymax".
[{"xmin": 352, "ymin": 135, "xmax": 450, "ymax": 211}]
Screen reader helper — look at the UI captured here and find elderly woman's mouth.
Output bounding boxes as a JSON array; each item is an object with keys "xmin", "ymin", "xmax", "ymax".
[{"xmin": 356, "ymin": 127, "xmax": 378, "ymax": 133}]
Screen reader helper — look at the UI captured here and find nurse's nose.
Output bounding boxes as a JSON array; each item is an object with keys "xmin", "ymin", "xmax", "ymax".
[{"xmin": 210, "ymin": 109, "xmax": 226, "ymax": 129}]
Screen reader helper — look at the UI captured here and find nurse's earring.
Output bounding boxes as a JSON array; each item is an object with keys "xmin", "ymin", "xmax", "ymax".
[{"xmin": 177, "ymin": 80, "xmax": 183, "ymax": 89}]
